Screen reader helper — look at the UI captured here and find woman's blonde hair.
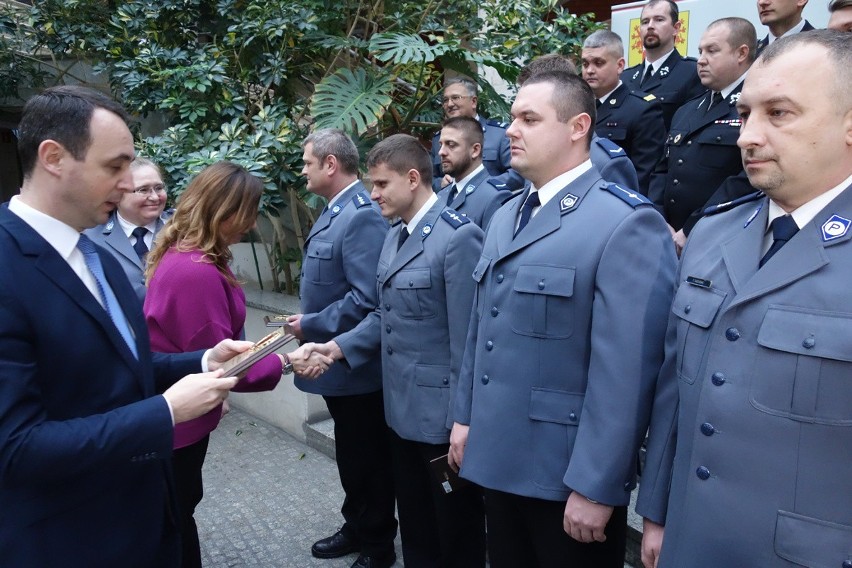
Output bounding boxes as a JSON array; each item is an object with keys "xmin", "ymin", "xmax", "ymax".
[{"xmin": 146, "ymin": 161, "xmax": 263, "ymax": 286}]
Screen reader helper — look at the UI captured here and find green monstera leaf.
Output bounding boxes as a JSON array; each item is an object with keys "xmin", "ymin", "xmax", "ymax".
[
  {"xmin": 310, "ymin": 67, "xmax": 393, "ymax": 134},
  {"xmin": 369, "ymin": 32, "xmax": 451, "ymax": 65}
]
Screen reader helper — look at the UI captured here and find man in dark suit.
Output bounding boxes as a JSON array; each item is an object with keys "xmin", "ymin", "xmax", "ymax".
[
  {"xmin": 582, "ymin": 30, "xmax": 666, "ymax": 195},
  {"xmin": 638, "ymin": 30, "xmax": 852, "ymax": 568},
  {"xmin": 621, "ymin": 0, "xmax": 704, "ymax": 130},
  {"xmin": 450, "ymin": 70, "xmax": 675, "ymax": 568},
  {"xmin": 430, "ymin": 77, "xmax": 511, "ymax": 189},
  {"xmin": 286, "ymin": 128, "xmax": 397, "ymax": 568},
  {"xmin": 436, "ymin": 116, "xmax": 513, "ymax": 228},
  {"xmin": 649, "ymin": 17, "xmax": 757, "ymax": 253},
  {"xmin": 85, "ymin": 158, "xmax": 170, "ymax": 301},
  {"xmin": 0, "ymin": 85, "xmax": 259, "ymax": 567},
  {"xmin": 755, "ymin": 0, "xmax": 814, "ymax": 53},
  {"xmin": 308, "ymin": 134, "xmax": 487, "ymax": 568}
]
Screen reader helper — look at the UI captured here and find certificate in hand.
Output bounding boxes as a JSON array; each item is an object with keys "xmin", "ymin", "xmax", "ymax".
[{"xmin": 220, "ymin": 327, "xmax": 294, "ymax": 377}]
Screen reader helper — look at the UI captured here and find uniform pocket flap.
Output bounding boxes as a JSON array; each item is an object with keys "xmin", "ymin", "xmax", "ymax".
[
  {"xmin": 671, "ymin": 281, "xmax": 726, "ymax": 328},
  {"xmin": 696, "ymin": 127, "xmax": 739, "ymax": 146},
  {"xmin": 472, "ymin": 256, "xmax": 491, "ymax": 283},
  {"xmin": 601, "ymin": 127, "xmax": 628, "ymax": 141},
  {"xmin": 306, "ymin": 239, "xmax": 333, "ymax": 260},
  {"xmin": 774, "ymin": 510, "xmax": 852, "ymax": 568},
  {"xmin": 414, "ymin": 364, "xmax": 450, "ymax": 388},
  {"xmin": 482, "ymin": 148, "xmax": 499, "ymax": 162},
  {"xmin": 514, "ymin": 265, "xmax": 575, "ymax": 297},
  {"xmin": 758, "ymin": 307, "xmax": 852, "ymax": 362},
  {"xmin": 393, "ymin": 268, "xmax": 432, "ymax": 289},
  {"xmin": 529, "ymin": 388, "xmax": 584, "ymax": 425}
]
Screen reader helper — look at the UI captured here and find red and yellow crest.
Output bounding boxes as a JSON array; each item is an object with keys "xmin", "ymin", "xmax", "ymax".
[{"xmin": 627, "ymin": 11, "xmax": 690, "ymax": 67}]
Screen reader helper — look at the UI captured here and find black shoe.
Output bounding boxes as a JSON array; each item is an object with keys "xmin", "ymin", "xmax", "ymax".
[
  {"xmin": 311, "ymin": 529, "xmax": 360, "ymax": 559},
  {"xmin": 351, "ymin": 552, "xmax": 396, "ymax": 568}
]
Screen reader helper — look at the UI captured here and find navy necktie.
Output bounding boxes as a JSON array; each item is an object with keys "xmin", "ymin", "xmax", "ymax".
[
  {"xmin": 131, "ymin": 226, "xmax": 149, "ymax": 260},
  {"xmin": 397, "ymin": 227, "xmax": 410, "ymax": 251},
  {"xmin": 446, "ymin": 184, "xmax": 458, "ymax": 206},
  {"xmin": 640, "ymin": 65, "xmax": 653, "ymax": 86},
  {"xmin": 706, "ymin": 92, "xmax": 722, "ymax": 113},
  {"xmin": 514, "ymin": 191, "xmax": 541, "ymax": 238},
  {"xmin": 77, "ymin": 234, "xmax": 138, "ymax": 358},
  {"xmin": 760, "ymin": 215, "xmax": 799, "ymax": 268}
]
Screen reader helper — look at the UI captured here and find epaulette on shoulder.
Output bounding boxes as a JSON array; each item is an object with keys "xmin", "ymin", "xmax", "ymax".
[
  {"xmin": 701, "ymin": 191, "xmax": 764, "ymax": 217},
  {"xmin": 485, "ymin": 118, "xmax": 508, "ymax": 129},
  {"xmin": 441, "ymin": 209, "xmax": 471, "ymax": 229},
  {"xmin": 602, "ymin": 183, "xmax": 652, "ymax": 208},
  {"xmin": 352, "ymin": 191, "xmax": 371, "ymax": 208},
  {"xmin": 628, "ymin": 90, "xmax": 656, "ymax": 103},
  {"xmin": 594, "ymin": 137, "xmax": 627, "ymax": 157}
]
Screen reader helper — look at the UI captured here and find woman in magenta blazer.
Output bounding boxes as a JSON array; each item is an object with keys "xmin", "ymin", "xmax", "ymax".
[{"xmin": 144, "ymin": 161, "xmax": 284, "ymax": 568}]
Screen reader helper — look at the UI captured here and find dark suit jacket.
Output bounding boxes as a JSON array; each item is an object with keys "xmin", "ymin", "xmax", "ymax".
[
  {"xmin": 595, "ymin": 83, "xmax": 666, "ymax": 195},
  {"xmin": 756, "ymin": 20, "xmax": 815, "ymax": 55},
  {"xmin": 85, "ymin": 210, "xmax": 169, "ymax": 302},
  {"xmin": 0, "ymin": 204, "xmax": 201, "ymax": 567}
]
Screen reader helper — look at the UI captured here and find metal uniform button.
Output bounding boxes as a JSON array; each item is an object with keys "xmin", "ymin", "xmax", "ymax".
[
  {"xmin": 481, "ymin": 375, "xmax": 489, "ymax": 385},
  {"xmin": 684, "ymin": 304, "xmax": 692, "ymax": 314},
  {"xmin": 496, "ymin": 274, "xmax": 504, "ymax": 283},
  {"xmin": 700, "ymin": 423, "xmax": 716, "ymax": 436},
  {"xmin": 842, "ymin": 560, "xmax": 852, "ymax": 568},
  {"xmin": 673, "ymin": 179, "xmax": 679, "ymax": 186},
  {"xmin": 491, "ymin": 306, "xmax": 499, "ymax": 317},
  {"xmin": 409, "ymin": 280, "xmax": 414, "ymax": 287},
  {"xmin": 715, "ymin": 136, "xmax": 722, "ymax": 142},
  {"xmin": 696, "ymin": 466, "xmax": 711, "ymax": 480},
  {"xmin": 802, "ymin": 336, "xmax": 815, "ymax": 349},
  {"xmin": 725, "ymin": 327, "xmax": 740, "ymax": 341},
  {"xmin": 670, "ymin": 198, "xmax": 676, "ymax": 204},
  {"xmin": 385, "ymin": 304, "xmax": 391, "ymax": 311},
  {"xmin": 568, "ymin": 412, "xmax": 578, "ymax": 423},
  {"xmin": 677, "ymin": 159, "xmax": 683, "ymax": 165},
  {"xmin": 538, "ymin": 280, "xmax": 545, "ymax": 290},
  {"xmin": 711, "ymin": 372, "xmax": 726, "ymax": 386},
  {"xmin": 386, "ymin": 325, "xmax": 391, "ymax": 333},
  {"xmin": 442, "ymin": 377, "xmax": 449, "ymax": 385},
  {"xmin": 486, "ymin": 340, "xmax": 494, "ymax": 351},
  {"xmin": 686, "ymin": 140, "xmax": 692, "ymax": 146},
  {"xmin": 386, "ymin": 346, "xmax": 393, "ymax": 355}
]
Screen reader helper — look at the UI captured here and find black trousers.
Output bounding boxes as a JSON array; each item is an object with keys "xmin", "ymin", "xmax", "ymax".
[
  {"xmin": 324, "ymin": 391, "xmax": 397, "ymax": 557},
  {"xmin": 171, "ymin": 434, "xmax": 210, "ymax": 568},
  {"xmin": 483, "ymin": 488, "xmax": 627, "ymax": 568},
  {"xmin": 388, "ymin": 430, "xmax": 486, "ymax": 568}
]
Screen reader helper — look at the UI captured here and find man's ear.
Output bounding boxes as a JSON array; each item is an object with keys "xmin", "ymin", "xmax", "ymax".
[
  {"xmin": 407, "ymin": 168, "xmax": 421, "ymax": 190},
  {"xmin": 38, "ymin": 140, "xmax": 67, "ymax": 178}
]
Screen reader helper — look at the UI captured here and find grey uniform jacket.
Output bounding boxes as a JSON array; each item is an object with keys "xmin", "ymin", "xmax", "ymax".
[
  {"xmin": 84, "ymin": 211, "xmax": 168, "ymax": 302},
  {"xmin": 335, "ymin": 200, "xmax": 484, "ymax": 444},
  {"xmin": 455, "ymin": 168, "xmax": 677, "ymax": 503},
  {"xmin": 638, "ymin": 185, "xmax": 852, "ymax": 568},
  {"xmin": 294, "ymin": 182, "xmax": 389, "ymax": 396},
  {"xmin": 436, "ymin": 167, "xmax": 512, "ymax": 229}
]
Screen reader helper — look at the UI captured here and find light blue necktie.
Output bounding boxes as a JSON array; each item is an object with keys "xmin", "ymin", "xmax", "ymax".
[{"xmin": 77, "ymin": 234, "xmax": 138, "ymax": 358}]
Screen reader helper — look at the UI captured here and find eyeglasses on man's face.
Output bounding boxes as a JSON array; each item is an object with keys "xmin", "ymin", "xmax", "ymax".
[
  {"xmin": 442, "ymin": 94, "xmax": 473, "ymax": 105},
  {"xmin": 131, "ymin": 184, "xmax": 167, "ymax": 196}
]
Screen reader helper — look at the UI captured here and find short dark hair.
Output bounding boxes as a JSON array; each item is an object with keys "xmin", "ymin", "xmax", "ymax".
[
  {"xmin": 522, "ymin": 70, "xmax": 596, "ymax": 149},
  {"xmin": 643, "ymin": 0, "xmax": 679, "ymax": 24},
  {"xmin": 18, "ymin": 85, "xmax": 130, "ymax": 178},
  {"xmin": 708, "ymin": 17, "xmax": 758, "ymax": 63},
  {"xmin": 757, "ymin": 29, "xmax": 852, "ymax": 109},
  {"xmin": 830, "ymin": 0, "xmax": 852, "ymax": 12},
  {"xmin": 518, "ymin": 54, "xmax": 578, "ymax": 86},
  {"xmin": 304, "ymin": 128, "xmax": 360, "ymax": 175},
  {"xmin": 367, "ymin": 134, "xmax": 433, "ymax": 187},
  {"xmin": 441, "ymin": 116, "xmax": 484, "ymax": 147}
]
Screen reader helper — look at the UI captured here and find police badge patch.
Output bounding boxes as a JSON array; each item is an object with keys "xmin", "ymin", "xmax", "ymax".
[{"xmin": 821, "ymin": 215, "xmax": 851, "ymax": 242}]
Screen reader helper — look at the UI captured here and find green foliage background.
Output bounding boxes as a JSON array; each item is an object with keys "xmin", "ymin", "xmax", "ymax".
[{"xmin": 1, "ymin": 0, "xmax": 600, "ymax": 292}]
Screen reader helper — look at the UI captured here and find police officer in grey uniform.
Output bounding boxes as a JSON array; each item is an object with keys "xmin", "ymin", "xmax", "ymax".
[
  {"xmin": 85, "ymin": 157, "xmax": 170, "ymax": 301},
  {"xmin": 430, "ymin": 77, "xmax": 511, "ymax": 189},
  {"xmin": 621, "ymin": 0, "xmax": 704, "ymax": 130},
  {"xmin": 286, "ymin": 129, "xmax": 396, "ymax": 568},
  {"xmin": 489, "ymin": 53, "xmax": 641, "ymax": 194},
  {"xmin": 307, "ymin": 134, "xmax": 486, "ymax": 568},
  {"xmin": 450, "ymin": 70, "xmax": 676, "ymax": 568},
  {"xmin": 436, "ymin": 116, "xmax": 513, "ymax": 228},
  {"xmin": 649, "ymin": 17, "xmax": 757, "ymax": 250},
  {"xmin": 638, "ymin": 31, "xmax": 852, "ymax": 568},
  {"xmin": 582, "ymin": 30, "xmax": 666, "ymax": 195}
]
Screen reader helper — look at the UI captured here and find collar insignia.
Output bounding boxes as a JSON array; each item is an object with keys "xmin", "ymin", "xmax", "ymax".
[
  {"xmin": 465, "ymin": 184, "xmax": 475, "ymax": 194},
  {"xmin": 560, "ymin": 194, "xmax": 579, "ymax": 213},
  {"xmin": 106, "ymin": 220, "xmax": 114, "ymax": 231},
  {"xmin": 821, "ymin": 215, "xmax": 851, "ymax": 241},
  {"xmin": 421, "ymin": 224, "xmax": 433, "ymax": 237},
  {"xmin": 331, "ymin": 205, "xmax": 342, "ymax": 216},
  {"xmin": 659, "ymin": 66, "xmax": 670, "ymax": 77}
]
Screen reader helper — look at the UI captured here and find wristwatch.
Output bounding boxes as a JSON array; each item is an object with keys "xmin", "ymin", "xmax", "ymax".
[{"xmin": 281, "ymin": 354, "xmax": 294, "ymax": 375}]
